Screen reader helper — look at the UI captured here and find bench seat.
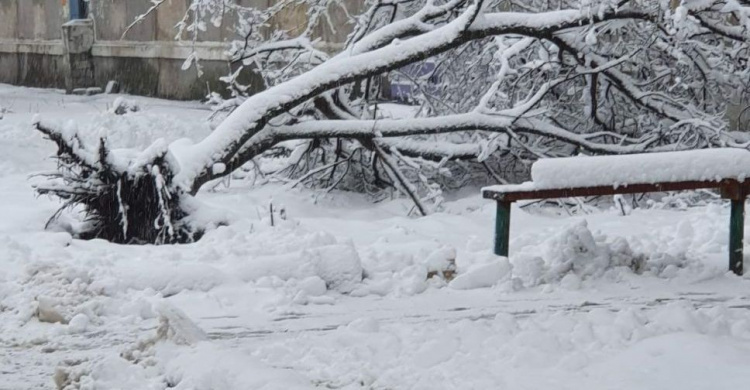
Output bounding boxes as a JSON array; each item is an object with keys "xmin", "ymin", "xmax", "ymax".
[{"xmin": 483, "ymin": 179, "xmax": 750, "ymax": 202}]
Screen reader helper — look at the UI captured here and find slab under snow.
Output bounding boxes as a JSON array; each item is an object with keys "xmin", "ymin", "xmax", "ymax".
[{"xmin": 485, "ymin": 148, "xmax": 750, "ymax": 193}]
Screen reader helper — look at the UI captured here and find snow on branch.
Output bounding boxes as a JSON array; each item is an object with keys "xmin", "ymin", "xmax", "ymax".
[{"xmin": 176, "ymin": 4, "xmax": 654, "ymax": 191}]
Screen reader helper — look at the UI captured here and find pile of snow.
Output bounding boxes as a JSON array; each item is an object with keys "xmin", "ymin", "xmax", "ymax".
[
  {"xmin": 108, "ymin": 97, "xmax": 140, "ymax": 115},
  {"xmin": 238, "ymin": 243, "xmax": 363, "ymax": 293},
  {"xmin": 450, "ymin": 254, "xmax": 511, "ymax": 290},
  {"xmin": 516, "ymin": 220, "xmax": 644, "ymax": 286},
  {"xmin": 509, "ymin": 219, "xmax": 703, "ymax": 289},
  {"xmin": 446, "ymin": 218, "xmax": 714, "ymax": 292},
  {"xmin": 78, "ymin": 222, "xmax": 365, "ymax": 299},
  {"xmin": 56, "ymin": 303, "xmax": 314, "ymax": 390}
]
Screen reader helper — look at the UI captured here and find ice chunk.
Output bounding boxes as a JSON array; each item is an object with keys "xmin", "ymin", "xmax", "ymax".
[
  {"xmin": 450, "ymin": 256, "xmax": 511, "ymax": 290},
  {"xmin": 67, "ymin": 313, "xmax": 90, "ymax": 333}
]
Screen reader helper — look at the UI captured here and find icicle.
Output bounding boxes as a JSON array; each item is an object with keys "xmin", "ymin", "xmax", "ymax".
[
  {"xmin": 152, "ymin": 166, "xmax": 175, "ymax": 242},
  {"xmin": 116, "ymin": 179, "xmax": 128, "ymax": 240}
]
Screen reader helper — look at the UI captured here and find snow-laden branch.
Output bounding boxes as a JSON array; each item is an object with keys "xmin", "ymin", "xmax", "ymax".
[
  {"xmin": 177, "ymin": 5, "xmax": 651, "ymax": 192},
  {"xmin": 269, "ymin": 114, "xmax": 658, "ymax": 153},
  {"xmin": 231, "ymin": 36, "xmax": 329, "ymax": 64},
  {"xmin": 203, "ymin": 110, "xmax": 662, "ymax": 189}
]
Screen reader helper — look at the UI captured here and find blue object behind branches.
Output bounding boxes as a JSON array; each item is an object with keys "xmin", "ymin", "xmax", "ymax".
[{"xmin": 69, "ymin": 0, "xmax": 88, "ymax": 20}]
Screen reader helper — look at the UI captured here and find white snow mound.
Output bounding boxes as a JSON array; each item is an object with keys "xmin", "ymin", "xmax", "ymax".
[
  {"xmin": 239, "ymin": 243, "xmax": 363, "ymax": 293},
  {"xmin": 450, "ymin": 255, "xmax": 512, "ymax": 290}
]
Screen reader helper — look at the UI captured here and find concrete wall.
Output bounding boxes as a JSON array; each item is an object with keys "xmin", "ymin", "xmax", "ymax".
[
  {"xmin": 0, "ymin": 0, "xmax": 360, "ymax": 45},
  {"xmin": 0, "ymin": 1, "xmax": 19, "ymax": 40},
  {"xmin": 0, "ymin": 0, "xmax": 356, "ymax": 99},
  {"xmin": 91, "ymin": 0, "xmax": 271, "ymax": 43},
  {"xmin": 0, "ymin": 0, "xmax": 66, "ymax": 40},
  {"xmin": 88, "ymin": 0, "xmax": 355, "ymax": 45},
  {"xmin": 0, "ymin": 1, "xmax": 67, "ymax": 88}
]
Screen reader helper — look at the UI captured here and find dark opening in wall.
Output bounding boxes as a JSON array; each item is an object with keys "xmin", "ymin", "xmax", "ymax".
[{"xmin": 69, "ymin": 0, "xmax": 89, "ymax": 20}]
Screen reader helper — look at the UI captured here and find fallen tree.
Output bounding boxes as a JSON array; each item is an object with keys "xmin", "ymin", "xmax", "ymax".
[{"xmin": 36, "ymin": 0, "xmax": 750, "ymax": 243}]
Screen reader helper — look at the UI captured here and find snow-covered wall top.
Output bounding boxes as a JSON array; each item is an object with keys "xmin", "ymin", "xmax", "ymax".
[{"xmin": 486, "ymin": 148, "xmax": 750, "ymax": 193}]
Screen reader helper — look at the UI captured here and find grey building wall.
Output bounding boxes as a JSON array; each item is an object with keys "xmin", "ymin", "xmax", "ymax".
[
  {"xmin": 0, "ymin": 0, "xmax": 65, "ymax": 88},
  {"xmin": 0, "ymin": 0, "xmax": 359, "ymax": 100}
]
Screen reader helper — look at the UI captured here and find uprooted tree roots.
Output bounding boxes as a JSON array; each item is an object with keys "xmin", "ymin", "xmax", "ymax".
[{"xmin": 34, "ymin": 121, "xmax": 199, "ymax": 244}]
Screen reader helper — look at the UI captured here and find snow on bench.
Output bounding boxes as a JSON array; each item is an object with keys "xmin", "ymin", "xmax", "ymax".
[
  {"xmin": 482, "ymin": 148, "xmax": 750, "ymax": 275},
  {"xmin": 484, "ymin": 148, "xmax": 750, "ymax": 200}
]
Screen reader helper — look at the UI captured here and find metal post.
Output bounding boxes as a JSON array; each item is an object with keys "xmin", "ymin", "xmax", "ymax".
[
  {"xmin": 494, "ymin": 200, "xmax": 511, "ymax": 257},
  {"xmin": 730, "ymin": 198, "xmax": 745, "ymax": 275}
]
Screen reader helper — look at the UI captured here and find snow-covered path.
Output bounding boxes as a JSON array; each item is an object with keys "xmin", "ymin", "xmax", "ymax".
[{"xmin": 2, "ymin": 84, "xmax": 750, "ymax": 389}]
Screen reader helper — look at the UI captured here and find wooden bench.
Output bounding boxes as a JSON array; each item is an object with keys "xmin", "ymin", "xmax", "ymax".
[{"xmin": 482, "ymin": 149, "xmax": 750, "ymax": 275}]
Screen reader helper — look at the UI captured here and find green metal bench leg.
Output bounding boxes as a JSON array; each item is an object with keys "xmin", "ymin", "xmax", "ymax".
[
  {"xmin": 494, "ymin": 200, "xmax": 511, "ymax": 257},
  {"xmin": 730, "ymin": 198, "xmax": 745, "ymax": 276}
]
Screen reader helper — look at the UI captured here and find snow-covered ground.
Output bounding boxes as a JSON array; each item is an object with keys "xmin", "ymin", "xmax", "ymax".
[{"xmin": 2, "ymin": 84, "xmax": 750, "ymax": 390}]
